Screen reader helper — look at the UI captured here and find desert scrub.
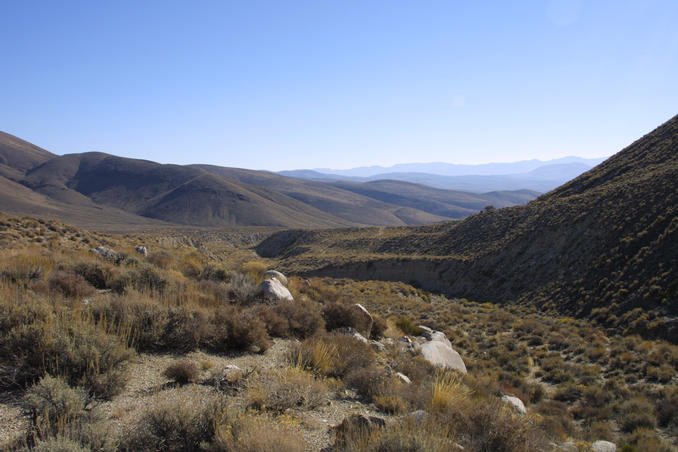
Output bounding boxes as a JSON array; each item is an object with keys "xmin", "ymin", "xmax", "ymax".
[
  {"xmin": 25, "ymin": 375, "xmax": 88, "ymax": 438},
  {"xmin": 164, "ymin": 359, "xmax": 201, "ymax": 385},
  {"xmin": 23, "ymin": 375, "xmax": 117, "ymax": 451},
  {"xmin": 246, "ymin": 367, "xmax": 328, "ymax": 412},
  {"xmin": 48, "ymin": 271, "xmax": 96, "ymax": 298},
  {"xmin": 0, "ymin": 290, "xmax": 133, "ymax": 398},
  {"xmin": 257, "ymin": 298, "xmax": 325, "ymax": 339},
  {"xmin": 121, "ymin": 387, "xmax": 228, "ymax": 451}
]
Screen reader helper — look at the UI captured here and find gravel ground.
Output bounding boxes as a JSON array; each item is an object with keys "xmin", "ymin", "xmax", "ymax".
[{"xmin": 0, "ymin": 338, "xmax": 388, "ymax": 451}]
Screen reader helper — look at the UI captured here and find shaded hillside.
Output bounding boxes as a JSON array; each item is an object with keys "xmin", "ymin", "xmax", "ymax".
[
  {"xmin": 0, "ymin": 131, "xmax": 55, "ymax": 181},
  {"xmin": 257, "ymin": 114, "xmax": 678, "ymax": 341},
  {"xmin": 22, "ymin": 153, "xmax": 353, "ymax": 228},
  {"xmin": 195, "ymin": 165, "xmax": 536, "ymax": 223}
]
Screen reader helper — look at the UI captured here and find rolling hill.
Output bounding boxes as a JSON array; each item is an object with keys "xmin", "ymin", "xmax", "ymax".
[
  {"xmin": 0, "ymin": 132, "xmax": 538, "ymax": 230},
  {"xmin": 257, "ymin": 113, "xmax": 678, "ymax": 342}
]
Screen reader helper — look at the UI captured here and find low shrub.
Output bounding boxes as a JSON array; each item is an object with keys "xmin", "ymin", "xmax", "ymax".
[
  {"xmin": 344, "ymin": 366, "xmax": 391, "ymax": 401},
  {"xmin": 322, "ymin": 302, "xmax": 371, "ymax": 335},
  {"xmin": 210, "ymin": 306, "xmax": 270, "ymax": 353},
  {"xmin": 271, "ymin": 299, "xmax": 325, "ymax": 338},
  {"xmin": 121, "ymin": 387, "xmax": 227, "ymax": 451},
  {"xmin": 246, "ymin": 367, "xmax": 328, "ymax": 412},
  {"xmin": 25, "ymin": 375, "xmax": 88, "ymax": 439},
  {"xmin": 164, "ymin": 360, "xmax": 201, "ymax": 385},
  {"xmin": 370, "ymin": 315, "xmax": 388, "ymax": 339},
  {"xmin": 0, "ymin": 297, "xmax": 133, "ymax": 398},
  {"xmin": 48, "ymin": 271, "xmax": 96, "ymax": 298}
]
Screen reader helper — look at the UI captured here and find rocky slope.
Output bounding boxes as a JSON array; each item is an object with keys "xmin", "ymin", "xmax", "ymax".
[{"xmin": 257, "ymin": 114, "xmax": 678, "ymax": 341}]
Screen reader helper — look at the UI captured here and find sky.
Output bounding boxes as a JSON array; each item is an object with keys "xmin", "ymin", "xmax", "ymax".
[{"xmin": 1, "ymin": 1, "xmax": 677, "ymax": 171}]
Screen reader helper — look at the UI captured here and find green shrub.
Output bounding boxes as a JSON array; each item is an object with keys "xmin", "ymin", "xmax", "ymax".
[
  {"xmin": 0, "ymin": 299, "xmax": 133, "ymax": 398},
  {"xmin": 25, "ymin": 375, "xmax": 88, "ymax": 438}
]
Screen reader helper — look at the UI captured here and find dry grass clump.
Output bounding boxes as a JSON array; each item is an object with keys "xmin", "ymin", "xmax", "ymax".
[
  {"xmin": 164, "ymin": 359, "xmax": 201, "ymax": 385},
  {"xmin": 209, "ymin": 411, "xmax": 306, "ymax": 452},
  {"xmin": 229, "ymin": 272, "xmax": 259, "ymax": 304},
  {"xmin": 430, "ymin": 370, "xmax": 472, "ymax": 413},
  {"xmin": 334, "ymin": 417, "xmax": 456, "ymax": 452},
  {"xmin": 286, "ymin": 332, "xmax": 375, "ymax": 378},
  {"xmin": 246, "ymin": 367, "xmax": 328, "ymax": 412}
]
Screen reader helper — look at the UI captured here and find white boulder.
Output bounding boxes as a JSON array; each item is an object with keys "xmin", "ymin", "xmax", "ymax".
[
  {"xmin": 264, "ymin": 270, "xmax": 288, "ymax": 286},
  {"xmin": 259, "ymin": 278, "xmax": 294, "ymax": 302},
  {"xmin": 421, "ymin": 341, "xmax": 467, "ymax": 374},
  {"xmin": 501, "ymin": 395, "xmax": 527, "ymax": 415},
  {"xmin": 592, "ymin": 441, "xmax": 616, "ymax": 452}
]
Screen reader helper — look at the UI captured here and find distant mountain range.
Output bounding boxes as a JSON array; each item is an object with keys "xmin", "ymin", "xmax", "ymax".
[
  {"xmin": 279, "ymin": 157, "xmax": 606, "ymax": 193},
  {"xmin": 0, "ymin": 132, "xmax": 541, "ymax": 230}
]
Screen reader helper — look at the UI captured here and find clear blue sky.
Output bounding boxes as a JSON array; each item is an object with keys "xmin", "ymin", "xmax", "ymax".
[{"xmin": 1, "ymin": 1, "xmax": 677, "ymax": 171}]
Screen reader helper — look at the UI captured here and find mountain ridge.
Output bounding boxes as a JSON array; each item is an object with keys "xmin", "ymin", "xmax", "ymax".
[{"xmin": 257, "ymin": 114, "xmax": 678, "ymax": 341}]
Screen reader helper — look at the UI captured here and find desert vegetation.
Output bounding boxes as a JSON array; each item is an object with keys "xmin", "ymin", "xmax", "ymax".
[{"xmin": 0, "ymin": 213, "xmax": 676, "ymax": 451}]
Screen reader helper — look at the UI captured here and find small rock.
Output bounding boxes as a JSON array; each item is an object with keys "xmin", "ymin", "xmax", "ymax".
[
  {"xmin": 501, "ymin": 395, "xmax": 527, "ymax": 415},
  {"xmin": 264, "ymin": 270, "xmax": 288, "ymax": 286},
  {"xmin": 370, "ymin": 340, "xmax": 386, "ymax": 352},
  {"xmin": 396, "ymin": 372, "xmax": 411, "ymax": 384},
  {"xmin": 258, "ymin": 278, "xmax": 294, "ymax": 302},
  {"xmin": 592, "ymin": 440, "xmax": 616, "ymax": 452}
]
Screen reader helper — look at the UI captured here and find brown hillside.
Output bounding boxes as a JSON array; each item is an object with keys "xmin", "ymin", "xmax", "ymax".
[
  {"xmin": 0, "ymin": 131, "xmax": 55, "ymax": 181},
  {"xmin": 257, "ymin": 114, "xmax": 678, "ymax": 341},
  {"xmin": 22, "ymin": 153, "xmax": 354, "ymax": 228}
]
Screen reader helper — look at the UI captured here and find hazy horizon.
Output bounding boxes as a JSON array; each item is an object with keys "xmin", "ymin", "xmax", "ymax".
[{"xmin": 2, "ymin": 1, "xmax": 676, "ymax": 171}]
